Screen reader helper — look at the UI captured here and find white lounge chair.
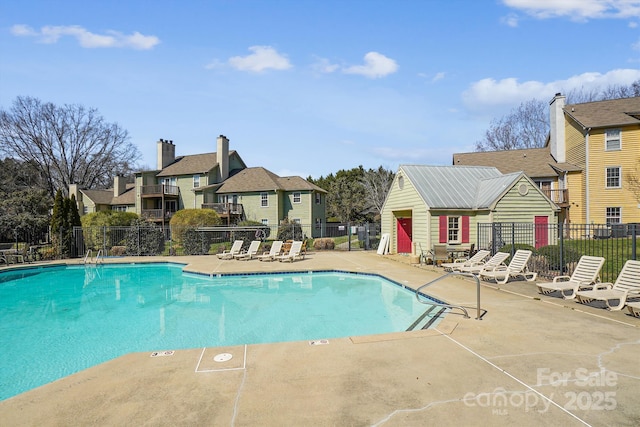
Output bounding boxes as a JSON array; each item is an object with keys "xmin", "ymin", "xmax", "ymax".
[
  {"xmin": 479, "ymin": 249, "xmax": 537, "ymax": 285},
  {"xmin": 257, "ymin": 241, "xmax": 284, "ymax": 262},
  {"xmin": 457, "ymin": 251, "xmax": 510, "ymax": 275},
  {"xmin": 536, "ymin": 255, "xmax": 605, "ymax": 299},
  {"xmin": 216, "ymin": 240, "xmax": 243, "ymax": 260},
  {"xmin": 575, "ymin": 260, "xmax": 640, "ymax": 311},
  {"xmin": 441, "ymin": 250, "xmax": 490, "ymax": 272},
  {"xmin": 276, "ymin": 241, "xmax": 303, "ymax": 262},
  {"xmin": 234, "ymin": 240, "xmax": 261, "ymax": 260}
]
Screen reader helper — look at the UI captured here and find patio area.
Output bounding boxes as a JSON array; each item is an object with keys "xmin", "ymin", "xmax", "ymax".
[{"xmin": 1, "ymin": 251, "xmax": 639, "ymax": 426}]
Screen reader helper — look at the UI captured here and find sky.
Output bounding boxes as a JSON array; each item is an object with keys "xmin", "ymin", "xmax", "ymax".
[{"xmin": 1, "ymin": 0, "xmax": 639, "ymax": 180}]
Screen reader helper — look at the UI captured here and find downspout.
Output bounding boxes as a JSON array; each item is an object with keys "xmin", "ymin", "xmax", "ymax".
[{"xmin": 585, "ymin": 128, "xmax": 591, "ymax": 224}]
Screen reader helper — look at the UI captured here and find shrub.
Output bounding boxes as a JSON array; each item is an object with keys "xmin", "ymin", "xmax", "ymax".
[
  {"xmin": 313, "ymin": 238, "xmax": 335, "ymax": 250},
  {"xmin": 125, "ymin": 219, "xmax": 165, "ymax": 255},
  {"xmin": 170, "ymin": 209, "xmax": 222, "ymax": 243},
  {"xmin": 277, "ymin": 218, "xmax": 306, "ymax": 241},
  {"xmin": 536, "ymin": 245, "xmax": 582, "ymax": 271},
  {"xmin": 110, "ymin": 246, "xmax": 126, "ymax": 256},
  {"xmin": 182, "ymin": 227, "xmax": 214, "ymax": 255}
]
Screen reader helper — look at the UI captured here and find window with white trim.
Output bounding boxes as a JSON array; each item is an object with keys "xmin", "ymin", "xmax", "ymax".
[
  {"xmin": 606, "ymin": 207, "xmax": 621, "ymax": 225},
  {"xmin": 261, "ymin": 192, "xmax": 268, "ymax": 207},
  {"xmin": 448, "ymin": 216, "xmax": 460, "ymax": 243},
  {"xmin": 315, "ymin": 193, "xmax": 321, "ymax": 204},
  {"xmin": 606, "ymin": 167, "xmax": 621, "ymax": 188},
  {"xmin": 261, "ymin": 219, "xmax": 268, "ymax": 225},
  {"xmin": 193, "ymin": 175, "xmax": 201, "ymax": 188},
  {"xmin": 605, "ymin": 129, "xmax": 621, "ymax": 151},
  {"xmin": 293, "ymin": 192, "xmax": 301, "ymax": 203}
]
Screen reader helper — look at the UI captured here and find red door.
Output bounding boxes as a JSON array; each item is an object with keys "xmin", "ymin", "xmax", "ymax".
[
  {"xmin": 534, "ymin": 216, "xmax": 548, "ymax": 249},
  {"xmin": 397, "ymin": 218, "xmax": 412, "ymax": 253}
]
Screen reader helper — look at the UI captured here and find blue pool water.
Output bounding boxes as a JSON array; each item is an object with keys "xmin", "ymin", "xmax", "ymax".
[{"xmin": 0, "ymin": 263, "xmax": 442, "ymax": 401}]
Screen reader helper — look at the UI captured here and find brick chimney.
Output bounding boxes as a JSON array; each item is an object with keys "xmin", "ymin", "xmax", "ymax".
[
  {"xmin": 114, "ymin": 175, "xmax": 127, "ymax": 197},
  {"xmin": 217, "ymin": 135, "xmax": 229, "ymax": 181},
  {"xmin": 549, "ymin": 93, "xmax": 566, "ymax": 163},
  {"xmin": 157, "ymin": 138, "xmax": 175, "ymax": 170}
]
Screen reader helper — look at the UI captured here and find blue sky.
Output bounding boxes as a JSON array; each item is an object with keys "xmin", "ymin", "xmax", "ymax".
[{"xmin": 1, "ymin": 1, "xmax": 639, "ymax": 180}]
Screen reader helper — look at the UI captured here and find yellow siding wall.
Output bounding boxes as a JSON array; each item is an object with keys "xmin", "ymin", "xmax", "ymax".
[
  {"xmin": 381, "ymin": 172, "xmax": 428, "ymax": 254},
  {"xmin": 565, "ymin": 120, "xmax": 587, "ymax": 223},
  {"xmin": 587, "ymin": 125, "xmax": 640, "ymax": 223}
]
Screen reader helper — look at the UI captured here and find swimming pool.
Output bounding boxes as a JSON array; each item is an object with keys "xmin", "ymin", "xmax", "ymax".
[{"xmin": 0, "ymin": 263, "xmax": 444, "ymax": 400}]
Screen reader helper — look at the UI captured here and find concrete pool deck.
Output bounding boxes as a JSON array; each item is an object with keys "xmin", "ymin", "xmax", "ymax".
[{"xmin": 1, "ymin": 251, "xmax": 639, "ymax": 426}]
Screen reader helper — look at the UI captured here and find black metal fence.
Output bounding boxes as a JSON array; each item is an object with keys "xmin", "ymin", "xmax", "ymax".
[
  {"xmin": 63, "ymin": 222, "xmax": 381, "ymax": 259},
  {"xmin": 477, "ymin": 222, "xmax": 639, "ymax": 282}
]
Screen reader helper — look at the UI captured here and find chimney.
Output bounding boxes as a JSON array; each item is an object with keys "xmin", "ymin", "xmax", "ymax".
[
  {"xmin": 549, "ymin": 93, "xmax": 566, "ymax": 163},
  {"xmin": 217, "ymin": 135, "xmax": 229, "ymax": 181},
  {"xmin": 157, "ymin": 138, "xmax": 175, "ymax": 170},
  {"xmin": 114, "ymin": 175, "xmax": 127, "ymax": 197}
]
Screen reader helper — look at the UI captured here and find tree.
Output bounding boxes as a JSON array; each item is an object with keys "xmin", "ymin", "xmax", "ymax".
[
  {"xmin": 359, "ymin": 166, "xmax": 394, "ymax": 219},
  {"xmin": 0, "ymin": 188, "xmax": 51, "ymax": 243},
  {"xmin": 0, "ymin": 96, "xmax": 141, "ymax": 197},
  {"xmin": 475, "ymin": 79, "xmax": 640, "ymax": 151}
]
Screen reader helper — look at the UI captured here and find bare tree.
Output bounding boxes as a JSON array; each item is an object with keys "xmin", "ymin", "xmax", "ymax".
[
  {"xmin": 626, "ymin": 166, "xmax": 640, "ymax": 204},
  {"xmin": 359, "ymin": 166, "xmax": 394, "ymax": 218},
  {"xmin": 0, "ymin": 96, "xmax": 141, "ymax": 197},
  {"xmin": 475, "ymin": 99, "xmax": 547, "ymax": 151},
  {"xmin": 475, "ymin": 79, "xmax": 640, "ymax": 152}
]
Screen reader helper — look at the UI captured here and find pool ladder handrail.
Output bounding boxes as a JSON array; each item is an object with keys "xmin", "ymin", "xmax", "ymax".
[
  {"xmin": 83, "ymin": 249, "xmax": 104, "ymax": 265},
  {"xmin": 415, "ymin": 271, "xmax": 483, "ymax": 320}
]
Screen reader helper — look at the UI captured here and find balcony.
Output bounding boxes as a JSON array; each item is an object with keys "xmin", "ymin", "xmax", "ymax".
[
  {"xmin": 542, "ymin": 188, "xmax": 569, "ymax": 206},
  {"xmin": 141, "ymin": 209, "xmax": 176, "ymax": 221},
  {"xmin": 202, "ymin": 203, "xmax": 244, "ymax": 221},
  {"xmin": 141, "ymin": 184, "xmax": 179, "ymax": 198}
]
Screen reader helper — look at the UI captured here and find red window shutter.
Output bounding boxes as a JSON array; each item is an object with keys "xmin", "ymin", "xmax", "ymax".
[
  {"xmin": 461, "ymin": 216, "xmax": 470, "ymax": 243},
  {"xmin": 439, "ymin": 216, "xmax": 447, "ymax": 243}
]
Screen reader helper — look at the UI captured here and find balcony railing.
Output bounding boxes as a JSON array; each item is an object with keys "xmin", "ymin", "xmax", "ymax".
[
  {"xmin": 542, "ymin": 188, "xmax": 569, "ymax": 205},
  {"xmin": 141, "ymin": 209, "xmax": 175, "ymax": 220},
  {"xmin": 141, "ymin": 184, "xmax": 179, "ymax": 196},
  {"xmin": 202, "ymin": 203, "xmax": 244, "ymax": 216}
]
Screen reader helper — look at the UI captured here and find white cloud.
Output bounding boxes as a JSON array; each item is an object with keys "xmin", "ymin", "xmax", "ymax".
[
  {"xmin": 10, "ymin": 24, "xmax": 159, "ymax": 49},
  {"xmin": 502, "ymin": 0, "xmax": 640, "ymax": 21},
  {"xmin": 432, "ymin": 72, "xmax": 446, "ymax": 82},
  {"xmin": 311, "ymin": 56, "xmax": 340, "ymax": 74},
  {"xmin": 228, "ymin": 46, "xmax": 292, "ymax": 72},
  {"xmin": 630, "ymin": 21, "xmax": 639, "ymax": 27},
  {"xmin": 500, "ymin": 13, "xmax": 520, "ymax": 27},
  {"xmin": 342, "ymin": 52, "xmax": 398, "ymax": 79},
  {"xmin": 463, "ymin": 68, "xmax": 640, "ymax": 110}
]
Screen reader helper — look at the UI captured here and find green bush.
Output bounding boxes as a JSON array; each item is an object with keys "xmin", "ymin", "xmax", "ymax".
[
  {"xmin": 125, "ymin": 219, "xmax": 165, "ymax": 255},
  {"xmin": 277, "ymin": 218, "xmax": 306, "ymax": 241},
  {"xmin": 537, "ymin": 244, "xmax": 582, "ymax": 270},
  {"xmin": 170, "ymin": 209, "xmax": 222, "ymax": 243},
  {"xmin": 81, "ymin": 211, "xmax": 139, "ymax": 251},
  {"xmin": 182, "ymin": 227, "xmax": 214, "ymax": 255}
]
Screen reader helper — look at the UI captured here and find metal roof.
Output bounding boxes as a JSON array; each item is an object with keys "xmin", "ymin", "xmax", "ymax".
[{"xmin": 399, "ymin": 165, "xmax": 521, "ymax": 209}]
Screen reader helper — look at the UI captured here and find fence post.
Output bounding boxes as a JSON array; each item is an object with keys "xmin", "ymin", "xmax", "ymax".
[
  {"xmin": 558, "ymin": 222, "xmax": 564, "ymax": 274},
  {"xmin": 510, "ymin": 223, "xmax": 515, "ymax": 256},
  {"xmin": 633, "ymin": 225, "xmax": 637, "ymax": 260}
]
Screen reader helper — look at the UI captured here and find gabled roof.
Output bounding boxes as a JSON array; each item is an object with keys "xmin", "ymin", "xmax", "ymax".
[
  {"xmin": 452, "ymin": 147, "xmax": 581, "ymax": 179},
  {"xmin": 400, "ymin": 165, "xmax": 505, "ymax": 209},
  {"xmin": 564, "ymin": 96, "xmax": 640, "ymax": 129},
  {"xmin": 156, "ymin": 150, "xmax": 239, "ymax": 177},
  {"xmin": 80, "ymin": 184, "xmax": 136, "ymax": 206},
  {"xmin": 216, "ymin": 167, "xmax": 327, "ymax": 193}
]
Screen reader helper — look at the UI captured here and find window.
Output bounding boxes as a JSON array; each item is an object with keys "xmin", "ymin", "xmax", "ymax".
[
  {"xmin": 448, "ymin": 217, "xmax": 460, "ymax": 243},
  {"xmin": 315, "ymin": 193, "xmax": 321, "ymax": 204},
  {"xmin": 112, "ymin": 206, "xmax": 127, "ymax": 212},
  {"xmin": 261, "ymin": 192, "xmax": 268, "ymax": 207},
  {"xmin": 193, "ymin": 175, "xmax": 201, "ymax": 188},
  {"xmin": 293, "ymin": 192, "xmax": 301, "ymax": 203},
  {"xmin": 439, "ymin": 215, "xmax": 470, "ymax": 244},
  {"xmin": 606, "ymin": 167, "xmax": 621, "ymax": 188},
  {"xmin": 606, "ymin": 207, "xmax": 621, "ymax": 225},
  {"xmin": 261, "ymin": 219, "xmax": 268, "ymax": 225},
  {"xmin": 605, "ymin": 129, "xmax": 621, "ymax": 151},
  {"xmin": 315, "ymin": 218, "xmax": 322, "ymax": 229}
]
